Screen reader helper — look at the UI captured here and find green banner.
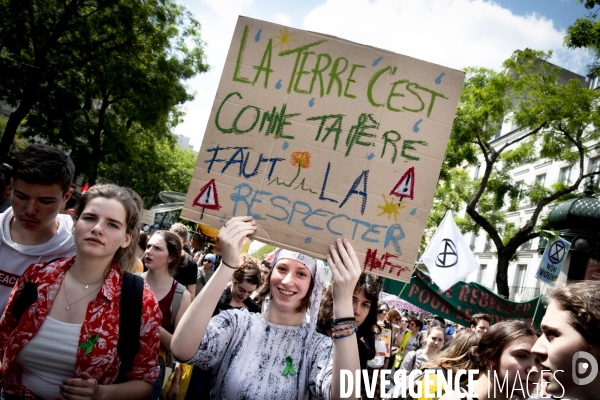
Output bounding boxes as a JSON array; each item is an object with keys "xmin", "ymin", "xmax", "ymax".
[{"xmin": 399, "ymin": 269, "xmax": 544, "ymax": 327}]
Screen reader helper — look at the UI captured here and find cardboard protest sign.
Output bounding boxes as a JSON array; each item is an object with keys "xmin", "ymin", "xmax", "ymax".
[
  {"xmin": 400, "ymin": 270, "xmax": 544, "ymax": 328},
  {"xmin": 182, "ymin": 16, "xmax": 465, "ymax": 282},
  {"xmin": 535, "ymin": 237, "xmax": 571, "ymax": 285}
]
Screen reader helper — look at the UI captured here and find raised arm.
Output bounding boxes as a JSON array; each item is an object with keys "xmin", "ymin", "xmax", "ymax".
[
  {"xmin": 327, "ymin": 239, "xmax": 362, "ymax": 400},
  {"xmin": 170, "ymin": 216, "xmax": 256, "ymax": 361}
]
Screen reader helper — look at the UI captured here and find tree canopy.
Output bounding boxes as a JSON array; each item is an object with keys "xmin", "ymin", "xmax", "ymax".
[
  {"xmin": 428, "ymin": 49, "xmax": 600, "ymax": 298},
  {"xmin": 0, "ymin": 0, "xmax": 208, "ymax": 186},
  {"xmin": 565, "ymin": 0, "xmax": 600, "ymax": 76}
]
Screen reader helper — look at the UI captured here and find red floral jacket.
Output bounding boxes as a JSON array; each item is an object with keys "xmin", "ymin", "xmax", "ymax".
[{"xmin": 0, "ymin": 257, "xmax": 162, "ymax": 398}]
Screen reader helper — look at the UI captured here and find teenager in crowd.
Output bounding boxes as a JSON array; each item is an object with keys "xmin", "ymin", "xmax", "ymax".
[
  {"xmin": 399, "ymin": 325, "xmax": 445, "ymax": 372},
  {"xmin": 0, "ymin": 184, "xmax": 161, "ymax": 399},
  {"xmin": 440, "ymin": 319, "xmax": 540, "ymax": 400},
  {"xmin": 0, "ymin": 144, "xmax": 76, "ymax": 313},
  {"xmin": 388, "ymin": 330, "xmax": 481, "ymax": 399},
  {"xmin": 532, "ymin": 281, "xmax": 600, "ymax": 400},
  {"xmin": 470, "ymin": 313, "xmax": 491, "ymax": 334},
  {"xmin": 142, "ymin": 231, "xmax": 192, "ymax": 400},
  {"xmin": 377, "ymin": 302, "xmax": 390, "ymax": 327},
  {"xmin": 213, "ymin": 254, "xmax": 261, "ymax": 315},
  {"xmin": 169, "ymin": 223, "xmax": 197, "ymax": 299},
  {"xmin": 195, "ymin": 253, "xmax": 216, "ymax": 297},
  {"xmin": 259, "ymin": 259, "xmax": 272, "ymax": 284},
  {"xmin": 171, "ymin": 216, "xmax": 362, "ymax": 399},
  {"xmin": 317, "ymin": 272, "xmax": 380, "ymax": 369}
]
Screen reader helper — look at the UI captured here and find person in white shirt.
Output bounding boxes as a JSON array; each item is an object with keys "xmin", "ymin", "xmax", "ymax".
[{"xmin": 0, "ymin": 144, "xmax": 76, "ymax": 314}]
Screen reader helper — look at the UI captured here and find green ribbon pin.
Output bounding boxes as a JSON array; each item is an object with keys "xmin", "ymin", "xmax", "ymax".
[
  {"xmin": 79, "ymin": 333, "xmax": 98, "ymax": 355},
  {"xmin": 281, "ymin": 356, "xmax": 296, "ymax": 376}
]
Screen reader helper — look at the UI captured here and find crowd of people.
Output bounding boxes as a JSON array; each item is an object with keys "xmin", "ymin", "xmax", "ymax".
[{"xmin": 0, "ymin": 143, "xmax": 597, "ymax": 400}]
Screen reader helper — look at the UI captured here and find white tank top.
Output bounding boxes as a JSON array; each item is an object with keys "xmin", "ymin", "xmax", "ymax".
[{"xmin": 16, "ymin": 316, "xmax": 82, "ymax": 400}]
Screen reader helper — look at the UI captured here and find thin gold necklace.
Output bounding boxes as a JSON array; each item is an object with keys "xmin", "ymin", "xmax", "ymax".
[
  {"xmin": 63, "ymin": 275, "xmax": 102, "ymax": 311},
  {"xmin": 68, "ymin": 269, "xmax": 104, "ymax": 290}
]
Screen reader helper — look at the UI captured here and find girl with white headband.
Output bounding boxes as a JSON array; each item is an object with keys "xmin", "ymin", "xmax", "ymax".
[{"xmin": 171, "ymin": 216, "xmax": 362, "ymax": 399}]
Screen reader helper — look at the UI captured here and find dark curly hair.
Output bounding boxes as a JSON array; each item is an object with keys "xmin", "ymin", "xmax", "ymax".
[
  {"xmin": 548, "ymin": 281, "xmax": 600, "ymax": 346},
  {"xmin": 232, "ymin": 254, "xmax": 261, "ymax": 287},
  {"xmin": 317, "ymin": 272, "xmax": 381, "ymax": 339}
]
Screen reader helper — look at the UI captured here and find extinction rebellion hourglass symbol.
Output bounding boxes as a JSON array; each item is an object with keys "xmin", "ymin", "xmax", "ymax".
[{"xmin": 436, "ymin": 239, "xmax": 458, "ymax": 268}]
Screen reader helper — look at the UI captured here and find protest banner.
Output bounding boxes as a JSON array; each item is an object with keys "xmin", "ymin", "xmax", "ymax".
[
  {"xmin": 399, "ymin": 269, "xmax": 544, "ymax": 327},
  {"xmin": 535, "ymin": 237, "xmax": 571, "ymax": 285},
  {"xmin": 181, "ymin": 16, "xmax": 465, "ymax": 281}
]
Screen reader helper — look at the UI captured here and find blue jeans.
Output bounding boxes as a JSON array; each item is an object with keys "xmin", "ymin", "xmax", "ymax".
[
  {"xmin": 184, "ymin": 366, "xmax": 213, "ymax": 400},
  {"xmin": 149, "ymin": 355, "xmax": 166, "ymax": 400}
]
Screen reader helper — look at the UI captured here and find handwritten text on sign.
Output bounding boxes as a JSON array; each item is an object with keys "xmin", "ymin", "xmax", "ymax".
[{"xmin": 182, "ymin": 17, "xmax": 465, "ymax": 282}]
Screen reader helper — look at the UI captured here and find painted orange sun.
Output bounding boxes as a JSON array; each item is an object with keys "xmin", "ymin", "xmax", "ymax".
[
  {"xmin": 274, "ymin": 27, "xmax": 297, "ymax": 53},
  {"xmin": 377, "ymin": 194, "xmax": 405, "ymax": 221}
]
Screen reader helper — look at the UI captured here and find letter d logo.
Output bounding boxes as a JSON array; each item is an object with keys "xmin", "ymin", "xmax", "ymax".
[{"xmin": 572, "ymin": 351, "xmax": 598, "ymax": 385}]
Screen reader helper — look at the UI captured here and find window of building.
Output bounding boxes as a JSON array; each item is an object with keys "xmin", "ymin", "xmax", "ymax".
[
  {"xmin": 516, "ymin": 181, "xmax": 525, "ymax": 202},
  {"xmin": 519, "ymin": 240, "xmax": 532, "ymax": 250},
  {"xmin": 514, "ymin": 264, "xmax": 527, "ymax": 294},
  {"xmin": 470, "ymin": 233, "xmax": 477, "ymax": 251},
  {"xmin": 474, "ymin": 164, "xmax": 481, "ymax": 179},
  {"xmin": 483, "ymin": 237, "xmax": 493, "ymax": 252},
  {"xmin": 589, "ymin": 157, "xmax": 600, "ymax": 189},
  {"xmin": 477, "ymin": 264, "xmax": 487, "ymax": 285},
  {"xmin": 535, "ymin": 174, "xmax": 546, "ymax": 187},
  {"xmin": 559, "ymin": 166, "xmax": 572, "ymax": 185}
]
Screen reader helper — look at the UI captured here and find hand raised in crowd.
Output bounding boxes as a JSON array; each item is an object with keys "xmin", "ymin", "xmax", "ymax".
[
  {"xmin": 218, "ymin": 216, "xmax": 257, "ymax": 267},
  {"xmin": 327, "ymin": 238, "xmax": 362, "ymax": 306}
]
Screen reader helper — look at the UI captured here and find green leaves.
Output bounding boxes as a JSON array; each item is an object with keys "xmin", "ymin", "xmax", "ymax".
[{"xmin": 79, "ymin": 333, "xmax": 99, "ymax": 355}]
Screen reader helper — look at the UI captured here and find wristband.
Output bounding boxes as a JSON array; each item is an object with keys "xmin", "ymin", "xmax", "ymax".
[
  {"xmin": 333, "ymin": 317, "xmax": 356, "ymax": 324},
  {"xmin": 221, "ymin": 260, "xmax": 236, "ymax": 269}
]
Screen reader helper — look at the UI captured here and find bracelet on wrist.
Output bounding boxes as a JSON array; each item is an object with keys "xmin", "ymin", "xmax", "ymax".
[
  {"xmin": 332, "ymin": 327, "xmax": 358, "ymax": 339},
  {"xmin": 221, "ymin": 260, "xmax": 236, "ymax": 269},
  {"xmin": 333, "ymin": 317, "xmax": 356, "ymax": 324}
]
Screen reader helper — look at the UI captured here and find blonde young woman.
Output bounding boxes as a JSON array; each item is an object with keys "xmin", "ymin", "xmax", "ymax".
[
  {"xmin": 171, "ymin": 216, "xmax": 362, "ymax": 399},
  {"xmin": 142, "ymin": 231, "xmax": 192, "ymax": 400},
  {"xmin": 0, "ymin": 184, "xmax": 161, "ymax": 400},
  {"xmin": 400, "ymin": 325, "xmax": 445, "ymax": 373}
]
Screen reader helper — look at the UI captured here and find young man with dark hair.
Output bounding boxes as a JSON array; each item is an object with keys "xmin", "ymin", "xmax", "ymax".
[
  {"xmin": 470, "ymin": 312, "xmax": 491, "ymax": 334},
  {"xmin": 0, "ymin": 144, "xmax": 76, "ymax": 313}
]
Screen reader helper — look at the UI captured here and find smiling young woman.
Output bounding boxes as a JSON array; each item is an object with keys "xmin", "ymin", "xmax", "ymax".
[
  {"xmin": 171, "ymin": 216, "xmax": 362, "ymax": 400},
  {"xmin": 0, "ymin": 184, "xmax": 162, "ymax": 400}
]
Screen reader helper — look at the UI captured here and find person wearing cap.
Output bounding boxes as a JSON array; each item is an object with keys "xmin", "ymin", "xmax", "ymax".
[
  {"xmin": 171, "ymin": 216, "xmax": 362, "ymax": 399},
  {"xmin": 195, "ymin": 253, "xmax": 216, "ymax": 297}
]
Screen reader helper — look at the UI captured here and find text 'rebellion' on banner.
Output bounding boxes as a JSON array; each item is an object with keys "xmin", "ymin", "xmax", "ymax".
[{"xmin": 182, "ymin": 16, "xmax": 465, "ymax": 282}]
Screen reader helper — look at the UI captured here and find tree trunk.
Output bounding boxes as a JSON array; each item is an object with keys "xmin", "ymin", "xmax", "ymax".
[
  {"xmin": 495, "ymin": 254, "xmax": 510, "ymax": 299},
  {"xmin": 0, "ymin": 94, "xmax": 36, "ymax": 162}
]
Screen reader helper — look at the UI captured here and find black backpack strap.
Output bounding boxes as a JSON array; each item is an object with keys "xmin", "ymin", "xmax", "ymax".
[
  {"xmin": 12, "ymin": 258, "xmax": 65, "ymax": 324},
  {"xmin": 115, "ymin": 271, "xmax": 144, "ymax": 383}
]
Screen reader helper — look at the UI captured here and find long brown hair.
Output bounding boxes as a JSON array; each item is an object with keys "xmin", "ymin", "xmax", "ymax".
[
  {"xmin": 73, "ymin": 184, "xmax": 142, "ymax": 272},
  {"xmin": 473, "ymin": 319, "xmax": 538, "ymax": 371},
  {"xmin": 317, "ymin": 272, "xmax": 381, "ymax": 339},
  {"xmin": 151, "ymin": 231, "xmax": 183, "ymax": 276}
]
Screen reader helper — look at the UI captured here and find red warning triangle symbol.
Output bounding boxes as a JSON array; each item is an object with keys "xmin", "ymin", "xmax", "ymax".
[
  {"xmin": 390, "ymin": 167, "xmax": 415, "ymax": 200},
  {"xmin": 193, "ymin": 179, "xmax": 221, "ymax": 210}
]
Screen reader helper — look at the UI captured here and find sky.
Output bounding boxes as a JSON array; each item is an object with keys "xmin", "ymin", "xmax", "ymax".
[{"xmin": 174, "ymin": 0, "xmax": 595, "ymax": 150}]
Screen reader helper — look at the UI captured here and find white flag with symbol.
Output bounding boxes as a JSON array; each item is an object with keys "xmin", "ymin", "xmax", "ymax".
[{"xmin": 420, "ymin": 210, "xmax": 480, "ymax": 292}]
